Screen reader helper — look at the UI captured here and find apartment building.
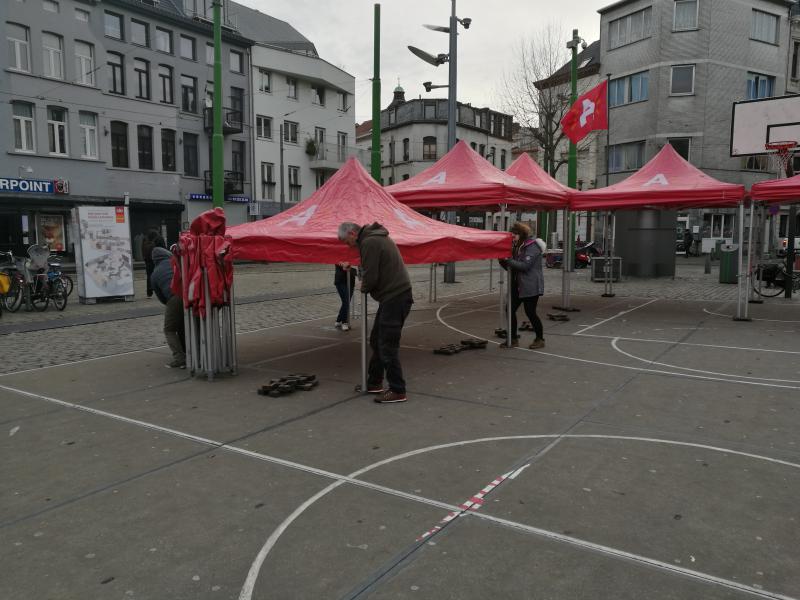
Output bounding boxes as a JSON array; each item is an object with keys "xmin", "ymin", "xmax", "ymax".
[
  {"xmin": 1, "ymin": 0, "xmax": 255, "ymax": 258},
  {"xmin": 233, "ymin": 3, "xmax": 358, "ymax": 218},
  {"xmin": 598, "ymin": 0, "xmax": 794, "ymax": 272}
]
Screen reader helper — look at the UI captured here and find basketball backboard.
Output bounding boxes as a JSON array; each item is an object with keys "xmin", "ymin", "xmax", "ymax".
[{"xmin": 730, "ymin": 95, "xmax": 800, "ymax": 156}]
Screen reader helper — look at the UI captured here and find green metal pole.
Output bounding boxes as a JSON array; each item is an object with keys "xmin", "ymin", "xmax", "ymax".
[
  {"xmin": 212, "ymin": 0, "xmax": 224, "ymax": 208},
  {"xmin": 371, "ymin": 4, "xmax": 381, "ymax": 182},
  {"xmin": 567, "ymin": 30, "xmax": 579, "ymax": 264}
]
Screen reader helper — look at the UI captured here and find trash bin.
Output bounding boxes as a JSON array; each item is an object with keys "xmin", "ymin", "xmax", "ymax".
[{"xmin": 719, "ymin": 243, "xmax": 739, "ymax": 284}]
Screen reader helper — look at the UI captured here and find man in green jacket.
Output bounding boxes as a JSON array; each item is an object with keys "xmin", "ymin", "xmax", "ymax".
[{"xmin": 338, "ymin": 222, "xmax": 413, "ymax": 403}]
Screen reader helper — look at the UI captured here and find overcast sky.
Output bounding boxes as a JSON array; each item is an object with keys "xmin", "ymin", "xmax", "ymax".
[{"xmin": 236, "ymin": 0, "xmax": 609, "ymax": 122}]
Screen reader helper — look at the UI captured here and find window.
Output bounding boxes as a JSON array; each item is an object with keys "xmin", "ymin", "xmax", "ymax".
[
  {"xmin": 746, "ymin": 72, "xmax": 775, "ymax": 100},
  {"xmin": 288, "ymin": 166, "xmax": 300, "ymax": 202},
  {"xmin": 158, "ymin": 65, "xmax": 173, "ymax": 103},
  {"xmin": 79, "ymin": 112, "xmax": 97, "ymax": 159},
  {"xmin": 316, "ymin": 171, "xmax": 327, "ymax": 189},
  {"xmin": 257, "ymin": 68, "xmax": 271, "ymax": 92},
  {"xmin": 286, "ymin": 76, "xmax": 297, "ymax": 99},
  {"xmin": 388, "ymin": 110, "xmax": 396, "ymax": 125},
  {"xmin": 108, "ymin": 52, "xmax": 124, "ymax": 94},
  {"xmin": 74, "ymin": 41, "xmax": 95, "ymax": 86},
  {"xmin": 284, "ymin": 120, "xmax": 298, "ymax": 143},
  {"xmin": 261, "ymin": 162, "xmax": 275, "ymax": 200},
  {"xmin": 159, "ymin": 129, "xmax": 176, "ymax": 171},
  {"xmin": 155, "ymin": 27, "xmax": 172, "ymax": 53},
  {"xmin": 110, "ymin": 122, "xmax": 129, "ymax": 167},
  {"xmin": 424, "ymin": 103, "xmax": 436, "ymax": 119},
  {"xmin": 501, "ymin": 149, "xmax": 507, "ymax": 170},
  {"xmin": 402, "ymin": 138, "xmax": 410, "ymax": 161},
  {"xmin": 181, "ymin": 75, "xmax": 197, "ymax": 112},
  {"xmin": 668, "ymin": 137, "xmax": 691, "ymax": 160},
  {"xmin": 673, "ymin": 0, "xmax": 698, "ymax": 31},
  {"xmin": 42, "ymin": 32, "xmax": 64, "ymax": 79},
  {"xmin": 75, "ymin": 8, "xmax": 90, "ymax": 22},
  {"xmin": 134, "ymin": 59, "xmax": 150, "ymax": 99},
  {"xmin": 183, "ymin": 132, "xmax": 198, "ymax": 176},
  {"xmin": 43, "ymin": 0, "xmax": 59, "ymax": 12},
  {"xmin": 402, "ymin": 174, "xmax": 410, "ymax": 181},
  {"xmin": 256, "ymin": 115, "xmax": 272, "ymax": 139},
  {"xmin": 12, "ymin": 102, "xmax": 35, "ymax": 152},
  {"xmin": 206, "ymin": 42, "xmax": 213, "ymax": 65},
  {"xmin": 137, "ymin": 125, "xmax": 153, "ymax": 170},
  {"xmin": 230, "ymin": 49, "xmax": 243, "ymax": 73},
  {"xmin": 7, "ymin": 23, "xmax": 31, "ymax": 72},
  {"xmin": 490, "ymin": 146, "xmax": 496, "ymax": 165},
  {"xmin": 311, "ymin": 84, "xmax": 325, "ymax": 106},
  {"xmin": 793, "ymin": 42, "xmax": 800, "ymax": 80},
  {"xmin": 232, "ymin": 140, "xmax": 244, "ymax": 176},
  {"xmin": 338, "ymin": 91, "xmax": 348, "ymax": 111},
  {"xmin": 609, "ymin": 71, "xmax": 649, "ymax": 106},
  {"xmin": 180, "ymin": 35, "xmax": 195, "ymax": 60},
  {"xmin": 608, "ymin": 7, "xmax": 652, "ymax": 49},
  {"xmin": 131, "ymin": 19, "xmax": 149, "ymax": 47},
  {"xmin": 479, "ymin": 143, "xmax": 485, "ymax": 157},
  {"xmin": 230, "ymin": 86, "xmax": 244, "ymax": 117},
  {"xmin": 670, "ymin": 65, "xmax": 695, "ymax": 95},
  {"xmin": 751, "ymin": 9, "xmax": 778, "ymax": 44},
  {"xmin": 470, "ymin": 141, "xmax": 477, "ymax": 151},
  {"xmin": 337, "ymin": 131, "xmax": 347, "ymax": 161},
  {"xmin": 47, "ymin": 107, "xmax": 67, "ymax": 155},
  {"xmin": 423, "ymin": 136, "xmax": 437, "ymax": 160},
  {"xmin": 105, "ymin": 12, "xmax": 123, "ymax": 39},
  {"xmin": 609, "ymin": 141, "xmax": 646, "ymax": 172}
]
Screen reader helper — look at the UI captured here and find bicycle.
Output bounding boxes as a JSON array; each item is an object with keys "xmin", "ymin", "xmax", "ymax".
[
  {"xmin": 0, "ymin": 251, "xmax": 26, "ymax": 312},
  {"xmin": 750, "ymin": 262, "xmax": 800, "ymax": 297},
  {"xmin": 1, "ymin": 247, "xmax": 68, "ymax": 311},
  {"xmin": 47, "ymin": 255, "xmax": 73, "ymax": 297}
]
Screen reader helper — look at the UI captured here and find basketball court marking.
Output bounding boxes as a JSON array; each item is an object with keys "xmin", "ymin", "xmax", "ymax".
[
  {"xmin": 703, "ymin": 308, "xmax": 800, "ymax": 324},
  {"xmin": 2, "ymin": 374, "xmax": 798, "ymax": 600},
  {"xmin": 610, "ymin": 338, "xmax": 800, "ymax": 384},
  {"xmin": 573, "ymin": 299, "xmax": 659, "ymax": 335},
  {"xmin": 576, "ymin": 332, "xmax": 800, "ymax": 355}
]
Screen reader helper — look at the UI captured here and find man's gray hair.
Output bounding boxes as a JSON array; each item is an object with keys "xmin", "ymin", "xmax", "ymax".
[{"xmin": 337, "ymin": 222, "xmax": 360, "ymax": 241}]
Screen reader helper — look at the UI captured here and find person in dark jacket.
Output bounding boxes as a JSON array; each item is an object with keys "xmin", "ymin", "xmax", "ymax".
[
  {"xmin": 684, "ymin": 229, "xmax": 694, "ymax": 258},
  {"xmin": 338, "ymin": 221, "xmax": 413, "ymax": 404},
  {"xmin": 141, "ymin": 229, "xmax": 166, "ymax": 298},
  {"xmin": 151, "ymin": 246, "xmax": 185, "ymax": 368},
  {"xmin": 499, "ymin": 222, "xmax": 545, "ymax": 349},
  {"xmin": 334, "ymin": 261, "xmax": 357, "ymax": 331}
]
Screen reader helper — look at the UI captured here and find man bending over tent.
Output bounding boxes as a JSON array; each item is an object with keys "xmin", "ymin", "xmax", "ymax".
[{"xmin": 338, "ymin": 222, "xmax": 414, "ymax": 404}]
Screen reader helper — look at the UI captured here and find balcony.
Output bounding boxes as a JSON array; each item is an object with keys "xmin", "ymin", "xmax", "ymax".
[
  {"xmin": 309, "ymin": 142, "xmax": 369, "ymax": 171},
  {"xmin": 204, "ymin": 107, "xmax": 244, "ymax": 135},
  {"xmin": 204, "ymin": 170, "xmax": 244, "ymax": 196}
]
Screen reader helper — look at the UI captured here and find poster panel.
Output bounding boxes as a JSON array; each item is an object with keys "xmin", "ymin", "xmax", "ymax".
[
  {"xmin": 76, "ymin": 206, "xmax": 134, "ymax": 299},
  {"xmin": 36, "ymin": 214, "xmax": 66, "ymax": 252}
]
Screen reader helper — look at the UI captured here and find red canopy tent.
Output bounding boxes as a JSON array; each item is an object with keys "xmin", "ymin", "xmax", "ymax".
[
  {"xmin": 506, "ymin": 152, "xmax": 572, "ymax": 196},
  {"xmin": 750, "ymin": 174, "xmax": 800, "ymax": 204},
  {"xmin": 385, "ymin": 140, "xmax": 568, "ymax": 210},
  {"xmin": 570, "ymin": 144, "xmax": 745, "ymax": 211},
  {"xmin": 227, "ymin": 158, "xmax": 511, "ymax": 264}
]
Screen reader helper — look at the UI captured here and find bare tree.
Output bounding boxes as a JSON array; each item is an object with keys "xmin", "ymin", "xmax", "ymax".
[{"xmin": 498, "ymin": 22, "xmax": 592, "ymax": 177}]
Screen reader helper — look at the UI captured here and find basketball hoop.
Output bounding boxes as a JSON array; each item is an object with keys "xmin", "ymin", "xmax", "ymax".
[{"xmin": 765, "ymin": 141, "xmax": 797, "ymax": 178}]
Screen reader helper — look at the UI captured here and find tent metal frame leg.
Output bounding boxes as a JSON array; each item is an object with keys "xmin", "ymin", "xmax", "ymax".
[
  {"xmin": 734, "ymin": 201, "xmax": 751, "ymax": 322},
  {"xmin": 554, "ymin": 209, "xmax": 579, "ymax": 314},
  {"xmin": 360, "ymin": 292, "xmax": 368, "ymax": 394}
]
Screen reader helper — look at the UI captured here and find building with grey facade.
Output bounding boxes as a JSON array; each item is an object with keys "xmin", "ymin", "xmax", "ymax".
[
  {"xmin": 598, "ymin": 0, "xmax": 795, "ymax": 274},
  {"xmin": 1, "ymin": 0, "xmax": 254, "ymax": 258}
]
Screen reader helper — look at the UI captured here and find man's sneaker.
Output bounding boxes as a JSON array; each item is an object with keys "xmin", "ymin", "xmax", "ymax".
[
  {"xmin": 499, "ymin": 338, "xmax": 519, "ymax": 349},
  {"xmin": 334, "ymin": 321, "xmax": 342, "ymax": 329},
  {"xmin": 366, "ymin": 382, "xmax": 384, "ymax": 393},
  {"xmin": 375, "ymin": 390, "xmax": 407, "ymax": 404},
  {"xmin": 341, "ymin": 323, "xmax": 350, "ymax": 331},
  {"xmin": 166, "ymin": 358, "xmax": 186, "ymax": 368},
  {"xmin": 529, "ymin": 339, "xmax": 545, "ymax": 349}
]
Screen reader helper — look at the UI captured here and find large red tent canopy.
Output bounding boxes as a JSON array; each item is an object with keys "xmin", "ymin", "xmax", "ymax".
[
  {"xmin": 227, "ymin": 158, "xmax": 512, "ymax": 264},
  {"xmin": 750, "ymin": 174, "xmax": 800, "ymax": 205},
  {"xmin": 506, "ymin": 152, "xmax": 572, "ymax": 195},
  {"xmin": 570, "ymin": 144, "xmax": 745, "ymax": 211},
  {"xmin": 385, "ymin": 140, "xmax": 568, "ymax": 210}
]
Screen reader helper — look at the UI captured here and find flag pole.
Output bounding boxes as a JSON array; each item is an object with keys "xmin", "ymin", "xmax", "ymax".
[{"xmin": 602, "ymin": 72, "xmax": 615, "ymax": 298}]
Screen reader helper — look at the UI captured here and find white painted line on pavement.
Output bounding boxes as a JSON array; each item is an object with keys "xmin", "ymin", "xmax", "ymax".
[
  {"xmin": 573, "ymin": 299, "xmax": 659, "ymax": 335},
  {"xmin": 243, "ymin": 341, "xmax": 345, "ymax": 367},
  {"xmin": 703, "ymin": 308, "xmax": 800, "ymax": 323},
  {"xmin": 610, "ymin": 338, "xmax": 800, "ymax": 384},
  {"xmin": 576, "ymin": 333, "xmax": 800, "ymax": 354}
]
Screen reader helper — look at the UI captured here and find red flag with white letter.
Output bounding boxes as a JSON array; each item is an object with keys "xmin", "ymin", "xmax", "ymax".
[{"xmin": 560, "ymin": 80, "xmax": 608, "ymax": 144}]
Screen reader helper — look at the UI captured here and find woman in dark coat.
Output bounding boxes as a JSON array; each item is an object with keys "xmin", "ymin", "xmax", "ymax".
[{"xmin": 499, "ymin": 222, "xmax": 545, "ymax": 349}]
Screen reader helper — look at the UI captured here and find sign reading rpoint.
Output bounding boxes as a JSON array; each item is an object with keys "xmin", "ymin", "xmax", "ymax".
[{"xmin": 0, "ymin": 177, "xmax": 70, "ymax": 194}]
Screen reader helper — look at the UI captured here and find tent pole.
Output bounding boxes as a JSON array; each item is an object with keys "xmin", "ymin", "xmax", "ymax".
[
  {"xmin": 429, "ymin": 264, "xmax": 434, "ymax": 302},
  {"xmin": 229, "ymin": 277, "xmax": 238, "ymax": 374},
  {"xmin": 488, "ymin": 258, "xmax": 493, "ymax": 291},
  {"xmin": 506, "ymin": 251, "xmax": 513, "ymax": 348},
  {"xmin": 734, "ymin": 201, "xmax": 747, "ymax": 321},
  {"xmin": 361, "ymin": 292, "xmax": 368, "ymax": 393},
  {"xmin": 554, "ymin": 208, "xmax": 577, "ymax": 312},
  {"xmin": 179, "ymin": 249, "xmax": 192, "ymax": 374},
  {"xmin": 499, "ymin": 204, "xmax": 507, "ymax": 332},
  {"xmin": 744, "ymin": 200, "xmax": 755, "ymax": 319},
  {"xmin": 434, "ymin": 263, "xmax": 438, "ymax": 303},
  {"xmin": 203, "ymin": 269, "xmax": 214, "ymax": 380}
]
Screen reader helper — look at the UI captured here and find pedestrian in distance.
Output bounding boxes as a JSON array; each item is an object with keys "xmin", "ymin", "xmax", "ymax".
[
  {"xmin": 338, "ymin": 221, "xmax": 413, "ymax": 404},
  {"xmin": 141, "ymin": 229, "xmax": 166, "ymax": 298},
  {"xmin": 151, "ymin": 246, "xmax": 186, "ymax": 368},
  {"xmin": 334, "ymin": 261, "xmax": 357, "ymax": 331},
  {"xmin": 684, "ymin": 229, "xmax": 694, "ymax": 258},
  {"xmin": 499, "ymin": 222, "xmax": 545, "ymax": 350}
]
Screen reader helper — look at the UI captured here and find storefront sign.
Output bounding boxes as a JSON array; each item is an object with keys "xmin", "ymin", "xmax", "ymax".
[
  {"xmin": 188, "ymin": 193, "xmax": 212, "ymax": 201},
  {"xmin": 36, "ymin": 214, "xmax": 66, "ymax": 252},
  {"xmin": 0, "ymin": 177, "xmax": 69, "ymax": 194},
  {"xmin": 73, "ymin": 206, "xmax": 134, "ymax": 301},
  {"xmin": 226, "ymin": 196, "xmax": 250, "ymax": 203}
]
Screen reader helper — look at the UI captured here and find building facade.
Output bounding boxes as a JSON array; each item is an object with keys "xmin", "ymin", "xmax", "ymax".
[
  {"xmin": 1, "ymin": 0, "xmax": 253, "ymax": 259},
  {"xmin": 598, "ymin": 0, "xmax": 795, "ymax": 265},
  {"xmin": 233, "ymin": 3, "xmax": 358, "ymax": 218}
]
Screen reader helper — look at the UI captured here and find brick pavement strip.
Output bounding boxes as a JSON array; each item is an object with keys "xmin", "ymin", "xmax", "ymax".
[{"xmin": 1, "ymin": 259, "xmax": 795, "ymax": 374}]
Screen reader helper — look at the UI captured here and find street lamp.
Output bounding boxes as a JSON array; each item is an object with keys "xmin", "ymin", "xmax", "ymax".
[{"xmin": 408, "ymin": 0, "xmax": 471, "ymax": 283}]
